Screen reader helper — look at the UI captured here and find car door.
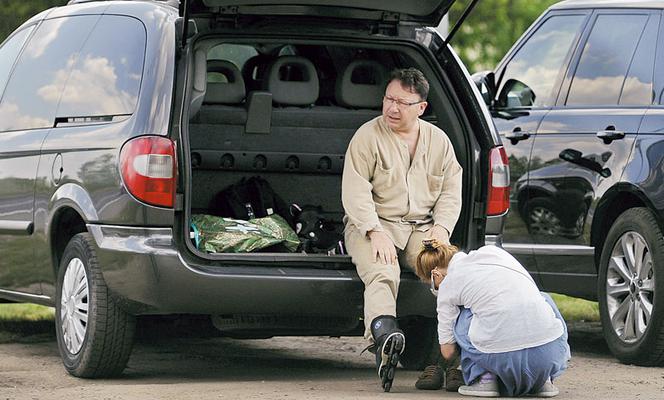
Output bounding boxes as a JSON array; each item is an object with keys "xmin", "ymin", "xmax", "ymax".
[
  {"xmin": 531, "ymin": 9, "xmax": 659, "ymax": 299},
  {"xmin": 0, "ymin": 24, "xmax": 42, "ymax": 297},
  {"xmin": 0, "ymin": 16, "xmax": 99, "ymax": 297},
  {"xmin": 490, "ymin": 11, "xmax": 589, "ymax": 280}
]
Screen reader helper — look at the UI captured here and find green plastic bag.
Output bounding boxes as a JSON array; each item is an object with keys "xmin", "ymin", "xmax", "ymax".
[{"xmin": 191, "ymin": 214, "xmax": 300, "ymax": 253}]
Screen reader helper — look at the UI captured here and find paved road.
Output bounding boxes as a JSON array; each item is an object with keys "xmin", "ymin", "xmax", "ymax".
[{"xmin": 1, "ymin": 321, "xmax": 663, "ymax": 399}]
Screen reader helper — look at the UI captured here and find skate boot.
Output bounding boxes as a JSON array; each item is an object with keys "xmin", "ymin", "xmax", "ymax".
[{"xmin": 370, "ymin": 315, "xmax": 405, "ymax": 392}]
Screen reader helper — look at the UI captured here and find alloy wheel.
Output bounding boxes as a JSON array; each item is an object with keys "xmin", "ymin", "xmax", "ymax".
[
  {"xmin": 529, "ymin": 206, "xmax": 561, "ymax": 236},
  {"xmin": 60, "ymin": 257, "xmax": 89, "ymax": 354},
  {"xmin": 606, "ymin": 231, "xmax": 655, "ymax": 343}
]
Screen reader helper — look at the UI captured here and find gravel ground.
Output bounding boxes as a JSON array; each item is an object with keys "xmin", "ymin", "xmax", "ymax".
[{"xmin": 1, "ymin": 321, "xmax": 663, "ymax": 400}]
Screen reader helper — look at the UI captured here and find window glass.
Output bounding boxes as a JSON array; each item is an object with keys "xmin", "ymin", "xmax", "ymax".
[
  {"xmin": 619, "ymin": 15, "xmax": 658, "ymax": 105},
  {"xmin": 207, "ymin": 44, "xmax": 257, "ymax": 71},
  {"xmin": 567, "ymin": 14, "xmax": 649, "ymax": 106},
  {"xmin": 498, "ymin": 15, "xmax": 585, "ymax": 108},
  {"xmin": 0, "ymin": 16, "xmax": 98, "ymax": 132},
  {"xmin": 0, "ymin": 26, "xmax": 34, "ymax": 101},
  {"xmin": 57, "ymin": 15, "xmax": 146, "ymax": 118}
]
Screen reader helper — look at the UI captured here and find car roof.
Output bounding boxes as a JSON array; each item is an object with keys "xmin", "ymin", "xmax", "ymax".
[{"xmin": 553, "ymin": 0, "xmax": 664, "ymax": 10}]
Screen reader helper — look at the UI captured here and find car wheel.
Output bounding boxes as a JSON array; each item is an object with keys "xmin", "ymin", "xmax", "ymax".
[
  {"xmin": 598, "ymin": 208, "xmax": 664, "ymax": 366},
  {"xmin": 526, "ymin": 198, "xmax": 561, "ymax": 236},
  {"xmin": 398, "ymin": 317, "xmax": 440, "ymax": 370},
  {"xmin": 55, "ymin": 232, "xmax": 136, "ymax": 377}
]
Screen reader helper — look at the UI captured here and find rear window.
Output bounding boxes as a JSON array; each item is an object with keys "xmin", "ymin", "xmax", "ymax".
[
  {"xmin": 0, "ymin": 15, "xmax": 146, "ymax": 133},
  {"xmin": 56, "ymin": 15, "xmax": 146, "ymax": 119},
  {"xmin": 0, "ymin": 16, "xmax": 98, "ymax": 132}
]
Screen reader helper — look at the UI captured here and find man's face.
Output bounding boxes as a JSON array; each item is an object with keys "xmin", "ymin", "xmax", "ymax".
[{"xmin": 382, "ymin": 80, "xmax": 428, "ymax": 133}]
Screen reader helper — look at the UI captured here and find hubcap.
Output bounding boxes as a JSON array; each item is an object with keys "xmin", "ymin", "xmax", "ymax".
[
  {"xmin": 606, "ymin": 231, "xmax": 654, "ymax": 343},
  {"xmin": 60, "ymin": 258, "xmax": 89, "ymax": 354}
]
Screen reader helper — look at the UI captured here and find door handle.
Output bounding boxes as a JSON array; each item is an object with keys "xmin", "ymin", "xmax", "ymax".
[
  {"xmin": 505, "ymin": 127, "xmax": 531, "ymax": 145},
  {"xmin": 596, "ymin": 127, "xmax": 625, "ymax": 144}
]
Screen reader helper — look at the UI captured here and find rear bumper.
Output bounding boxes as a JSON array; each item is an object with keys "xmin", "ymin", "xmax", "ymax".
[{"xmin": 87, "ymin": 224, "xmax": 435, "ymax": 325}]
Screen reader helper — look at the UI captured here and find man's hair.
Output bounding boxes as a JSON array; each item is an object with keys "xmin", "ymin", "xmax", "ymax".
[
  {"xmin": 415, "ymin": 239, "xmax": 458, "ymax": 282},
  {"xmin": 389, "ymin": 68, "xmax": 429, "ymax": 101}
]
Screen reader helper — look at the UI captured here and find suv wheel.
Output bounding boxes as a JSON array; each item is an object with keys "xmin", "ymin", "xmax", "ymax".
[
  {"xmin": 398, "ymin": 317, "xmax": 440, "ymax": 370},
  {"xmin": 55, "ymin": 233, "xmax": 136, "ymax": 377},
  {"xmin": 598, "ymin": 208, "xmax": 664, "ymax": 366},
  {"xmin": 527, "ymin": 198, "xmax": 561, "ymax": 236}
]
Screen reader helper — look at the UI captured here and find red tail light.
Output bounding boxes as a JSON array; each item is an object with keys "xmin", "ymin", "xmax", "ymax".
[
  {"xmin": 119, "ymin": 136, "xmax": 176, "ymax": 208},
  {"xmin": 487, "ymin": 146, "xmax": 510, "ymax": 216}
]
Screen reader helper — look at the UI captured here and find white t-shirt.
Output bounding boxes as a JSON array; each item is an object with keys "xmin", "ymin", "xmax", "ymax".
[{"xmin": 437, "ymin": 245, "xmax": 564, "ymax": 353}]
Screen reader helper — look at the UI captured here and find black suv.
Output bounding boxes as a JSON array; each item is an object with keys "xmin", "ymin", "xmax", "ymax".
[
  {"xmin": 0, "ymin": 0, "xmax": 508, "ymax": 377},
  {"xmin": 475, "ymin": 0, "xmax": 664, "ymax": 366}
]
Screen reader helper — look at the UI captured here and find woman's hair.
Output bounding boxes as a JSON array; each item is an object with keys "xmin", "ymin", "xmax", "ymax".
[{"xmin": 415, "ymin": 239, "xmax": 459, "ymax": 282}]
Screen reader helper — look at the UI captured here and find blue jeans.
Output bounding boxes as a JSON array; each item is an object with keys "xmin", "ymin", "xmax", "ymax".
[{"xmin": 453, "ymin": 293, "xmax": 571, "ymax": 396}]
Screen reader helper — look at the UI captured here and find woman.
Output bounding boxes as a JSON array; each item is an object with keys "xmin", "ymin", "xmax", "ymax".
[{"xmin": 415, "ymin": 240, "xmax": 570, "ymax": 397}]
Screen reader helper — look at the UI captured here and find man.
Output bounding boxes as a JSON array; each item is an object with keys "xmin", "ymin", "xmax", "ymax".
[{"xmin": 341, "ymin": 67, "xmax": 463, "ymax": 391}]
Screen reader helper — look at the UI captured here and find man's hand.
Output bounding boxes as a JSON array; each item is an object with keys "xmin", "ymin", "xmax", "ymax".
[
  {"xmin": 428, "ymin": 225, "xmax": 450, "ymax": 244},
  {"xmin": 368, "ymin": 230, "xmax": 397, "ymax": 265}
]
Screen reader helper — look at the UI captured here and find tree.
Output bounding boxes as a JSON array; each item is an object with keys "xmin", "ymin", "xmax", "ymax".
[
  {"xmin": 0, "ymin": 0, "xmax": 67, "ymax": 42},
  {"xmin": 448, "ymin": 0, "xmax": 560, "ymax": 73}
]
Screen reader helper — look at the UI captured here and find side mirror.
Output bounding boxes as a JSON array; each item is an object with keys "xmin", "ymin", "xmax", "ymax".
[{"xmin": 471, "ymin": 70, "xmax": 496, "ymax": 107}]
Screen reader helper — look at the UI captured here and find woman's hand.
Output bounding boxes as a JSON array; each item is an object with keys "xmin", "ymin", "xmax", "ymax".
[{"xmin": 440, "ymin": 343, "xmax": 458, "ymax": 361}]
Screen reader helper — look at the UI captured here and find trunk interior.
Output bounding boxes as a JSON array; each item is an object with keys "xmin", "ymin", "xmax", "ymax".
[{"xmin": 184, "ymin": 35, "xmax": 472, "ymax": 266}]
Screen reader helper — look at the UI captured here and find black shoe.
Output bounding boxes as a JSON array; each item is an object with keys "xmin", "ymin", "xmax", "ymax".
[{"xmin": 370, "ymin": 316, "xmax": 405, "ymax": 392}]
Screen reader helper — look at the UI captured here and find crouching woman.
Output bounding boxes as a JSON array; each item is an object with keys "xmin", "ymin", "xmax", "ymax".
[{"xmin": 416, "ymin": 240, "xmax": 571, "ymax": 398}]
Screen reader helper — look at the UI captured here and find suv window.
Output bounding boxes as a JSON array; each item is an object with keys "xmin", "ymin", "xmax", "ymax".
[
  {"xmin": 57, "ymin": 15, "xmax": 146, "ymax": 118},
  {"xmin": 497, "ymin": 15, "xmax": 585, "ymax": 108},
  {"xmin": 0, "ymin": 16, "xmax": 98, "ymax": 132},
  {"xmin": 0, "ymin": 26, "xmax": 34, "ymax": 100},
  {"xmin": 620, "ymin": 15, "xmax": 659, "ymax": 105},
  {"xmin": 567, "ymin": 14, "xmax": 653, "ymax": 106}
]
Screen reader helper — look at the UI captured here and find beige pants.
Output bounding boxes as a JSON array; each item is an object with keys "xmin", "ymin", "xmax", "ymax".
[{"xmin": 345, "ymin": 226, "xmax": 433, "ymax": 341}]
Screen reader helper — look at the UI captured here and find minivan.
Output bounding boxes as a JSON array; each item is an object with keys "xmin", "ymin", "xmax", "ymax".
[{"xmin": 0, "ymin": 0, "xmax": 507, "ymax": 377}]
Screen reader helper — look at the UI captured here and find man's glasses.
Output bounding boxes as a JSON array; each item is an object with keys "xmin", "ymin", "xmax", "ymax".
[{"xmin": 383, "ymin": 95, "xmax": 424, "ymax": 109}]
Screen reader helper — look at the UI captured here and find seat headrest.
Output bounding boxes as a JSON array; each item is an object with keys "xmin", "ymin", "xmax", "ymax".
[
  {"xmin": 204, "ymin": 60, "xmax": 246, "ymax": 104},
  {"xmin": 242, "ymin": 54, "xmax": 273, "ymax": 93},
  {"xmin": 335, "ymin": 60, "xmax": 388, "ymax": 109},
  {"xmin": 265, "ymin": 56, "xmax": 319, "ymax": 106}
]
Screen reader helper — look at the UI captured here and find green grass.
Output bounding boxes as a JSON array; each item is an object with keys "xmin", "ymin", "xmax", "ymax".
[
  {"xmin": 0, "ymin": 303, "xmax": 54, "ymax": 321},
  {"xmin": 0, "ymin": 294, "xmax": 598, "ymax": 341},
  {"xmin": 550, "ymin": 293, "xmax": 600, "ymax": 322}
]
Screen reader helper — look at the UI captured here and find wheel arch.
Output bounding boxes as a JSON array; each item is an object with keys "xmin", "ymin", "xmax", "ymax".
[
  {"xmin": 49, "ymin": 183, "xmax": 99, "ymax": 276},
  {"xmin": 591, "ymin": 183, "xmax": 661, "ymax": 269}
]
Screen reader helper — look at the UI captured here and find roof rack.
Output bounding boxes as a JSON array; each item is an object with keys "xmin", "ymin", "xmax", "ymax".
[{"xmin": 67, "ymin": 0, "xmax": 179, "ymax": 8}]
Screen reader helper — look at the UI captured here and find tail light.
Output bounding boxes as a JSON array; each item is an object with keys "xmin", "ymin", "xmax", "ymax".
[
  {"xmin": 487, "ymin": 146, "xmax": 510, "ymax": 216},
  {"xmin": 119, "ymin": 136, "xmax": 176, "ymax": 208}
]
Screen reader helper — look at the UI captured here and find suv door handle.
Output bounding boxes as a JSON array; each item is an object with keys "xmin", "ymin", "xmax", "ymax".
[
  {"xmin": 596, "ymin": 128, "xmax": 625, "ymax": 144},
  {"xmin": 505, "ymin": 127, "xmax": 531, "ymax": 145}
]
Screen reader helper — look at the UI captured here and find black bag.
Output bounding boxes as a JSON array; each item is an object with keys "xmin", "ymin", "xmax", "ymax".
[
  {"xmin": 290, "ymin": 204, "xmax": 344, "ymax": 254},
  {"xmin": 209, "ymin": 176, "xmax": 293, "ymax": 226}
]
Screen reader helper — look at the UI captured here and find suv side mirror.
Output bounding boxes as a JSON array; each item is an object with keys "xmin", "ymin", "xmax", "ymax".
[{"xmin": 471, "ymin": 71, "xmax": 496, "ymax": 107}]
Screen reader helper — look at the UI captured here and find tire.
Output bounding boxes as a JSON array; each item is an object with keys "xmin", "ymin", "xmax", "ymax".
[
  {"xmin": 55, "ymin": 233, "xmax": 136, "ymax": 377},
  {"xmin": 398, "ymin": 317, "xmax": 440, "ymax": 370},
  {"xmin": 598, "ymin": 208, "xmax": 664, "ymax": 366}
]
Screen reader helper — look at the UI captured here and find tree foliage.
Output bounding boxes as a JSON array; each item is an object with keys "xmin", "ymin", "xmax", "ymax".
[
  {"xmin": 448, "ymin": 0, "xmax": 560, "ymax": 73},
  {"xmin": 0, "ymin": 0, "xmax": 67, "ymax": 42}
]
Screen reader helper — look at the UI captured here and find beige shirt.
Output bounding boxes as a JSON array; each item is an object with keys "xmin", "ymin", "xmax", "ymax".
[{"xmin": 342, "ymin": 116, "xmax": 462, "ymax": 249}]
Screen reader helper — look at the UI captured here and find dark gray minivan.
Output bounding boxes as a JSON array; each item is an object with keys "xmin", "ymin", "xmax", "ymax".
[{"xmin": 0, "ymin": 0, "xmax": 508, "ymax": 377}]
